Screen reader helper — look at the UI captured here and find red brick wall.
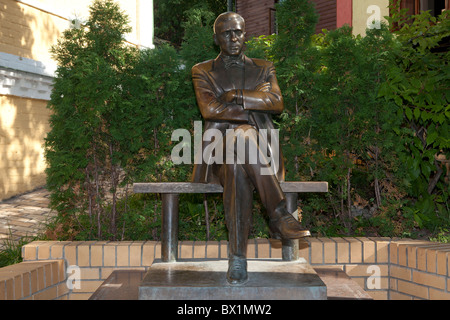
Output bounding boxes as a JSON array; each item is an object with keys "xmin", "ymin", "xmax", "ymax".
[
  {"xmin": 236, "ymin": 0, "xmax": 276, "ymax": 38},
  {"xmin": 236, "ymin": 0, "xmax": 348, "ymax": 36},
  {"xmin": 336, "ymin": 0, "xmax": 352, "ymax": 28},
  {"xmin": 313, "ymin": 0, "xmax": 337, "ymax": 33}
]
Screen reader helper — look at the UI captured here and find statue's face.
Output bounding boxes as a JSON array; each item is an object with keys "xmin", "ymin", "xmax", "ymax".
[{"xmin": 214, "ymin": 16, "xmax": 245, "ymax": 56}]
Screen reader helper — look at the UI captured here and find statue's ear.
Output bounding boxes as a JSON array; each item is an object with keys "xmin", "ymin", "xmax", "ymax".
[{"xmin": 213, "ymin": 33, "xmax": 219, "ymax": 46}]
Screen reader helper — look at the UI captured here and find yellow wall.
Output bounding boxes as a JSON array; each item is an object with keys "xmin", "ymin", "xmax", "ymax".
[
  {"xmin": 0, "ymin": 0, "xmax": 152, "ymax": 200},
  {"xmin": 0, "ymin": 1, "xmax": 69, "ymax": 200},
  {"xmin": 352, "ymin": 0, "xmax": 390, "ymax": 36},
  {"xmin": 0, "ymin": 0, "xmax": 67, "ymax": 65},
  {"xmin": 0, "ymin": 0, "xmax": 152, "ymax": 71},
  {"xmin": 0, "ymin": 95, "xmax": 50, "ymax": 200}
]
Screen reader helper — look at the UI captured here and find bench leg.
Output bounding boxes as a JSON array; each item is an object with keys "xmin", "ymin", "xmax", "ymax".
[
  {"xmin": 161, "ymin": 193, "xmax": 179, "ymax": 262},
  {"xmin": 282, "ymin": 192, "xmax": 299, "ymax": 261}
]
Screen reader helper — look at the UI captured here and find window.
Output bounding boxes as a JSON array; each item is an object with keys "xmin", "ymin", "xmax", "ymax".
[
  {"xmin": 269, "ymin": 7, "xmax": 277, "ymax": 34},
  {"xmin": 420, "ymin": 0, "xmax": 446, "ymax": 16},
  {"xmin": 400, "ymin": 0, "xmax": 448, "ymax": 16}
]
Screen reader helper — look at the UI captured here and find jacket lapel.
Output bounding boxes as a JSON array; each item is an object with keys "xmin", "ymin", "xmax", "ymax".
[
  {"xmin": 208, "ymin": 56, "xmax": 230, "ymax": 95},
  {"xmin": 209, "ymin": 54, "xmax": 265, "ymax": 92},
  {"xmin": 242, "ymin": 55, "xmax": 264, "ymax": 90}
]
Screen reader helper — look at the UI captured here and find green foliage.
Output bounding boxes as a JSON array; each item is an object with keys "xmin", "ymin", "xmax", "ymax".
[
  {"xmin": 429, "ymin": 228, "xmax": 450, "ymax": 243},
  {"xmin": 259, "ymin": 0, "xmax": 405, "ymax": 235},
  {"xmin": 180, "ymin": 4, "xmax": 219, "ymax": 71},
  {"xmin": 46, "ymin": 0, "xmax": 141, "ymax": 240},
  {"xmin": 248, "ymin": 0, "xmax": 449, "ymax": 237},
  {"xmin": 154, "ymin": 0, "xmax": 227, "ymax": 47},
  {"xmin": 45, "ymin": 0, "xmax": 226, "ymax": 241},
  {"xmin": 245, "ymin": 34, "xmax": 276, "ymax": 60},
  {"xmin": 0, "ymin": 228, "xmax": 32, "ymax": 268},
  {"xmin": 46, "ymin": 0, "xmax": 449, "ymax": 242},
  {"xmin": 305, "ymin": 25, "xmax": 404, "ymax": 233},
  {"xmin": 271, "ymin": 0, "xmax": 319, "ymax": 118},
  {"xmin": 125, "ymin": 44, "xmax": 196, "ymax": 183},
  {"xmin": 380, "ymin": 2, "xmax": 450, "ymax": 229}
]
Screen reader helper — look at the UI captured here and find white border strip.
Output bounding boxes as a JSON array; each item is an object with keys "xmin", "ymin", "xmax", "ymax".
[
  {"xmin": 0, "ymin": 66, "xmax": 54, "ymax": 100},
  {"xmin": 0, "ymin": 52, "xmax": 57, "ymax": 78}
]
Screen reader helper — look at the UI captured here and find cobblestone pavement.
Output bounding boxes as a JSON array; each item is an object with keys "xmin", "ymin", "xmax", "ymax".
[{"xmin": 0, "ymin": 188, "xmax": 55, "ymax": 251}]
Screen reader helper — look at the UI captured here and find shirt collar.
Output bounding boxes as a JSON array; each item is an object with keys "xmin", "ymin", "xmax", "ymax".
[{"xmin": 220, "ymin": 52, "xmax": 245, "ymax": 69}]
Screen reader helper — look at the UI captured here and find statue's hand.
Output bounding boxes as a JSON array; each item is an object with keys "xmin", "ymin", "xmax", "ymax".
[
  {"xmin": 255, "ymin": 82, "xmax": 271, "ymax": 92},
  {"xmin": 219, "ymin": 90, "xmax": 237, "ymax": 103}
]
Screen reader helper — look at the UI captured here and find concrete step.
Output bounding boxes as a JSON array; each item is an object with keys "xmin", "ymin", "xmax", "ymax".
[{"xmin": 90, "ymin": 260, "xmax": 372, "ymax": 300}]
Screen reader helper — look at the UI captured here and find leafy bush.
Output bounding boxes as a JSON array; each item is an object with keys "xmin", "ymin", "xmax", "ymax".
[
  {"xmin": 45, "ymin": 0, "xmax": 237, "ymax": 242},
  {"xmin": 246, "ymin": 0, "xmax": 449, "ymax": 237},
  {"xmin": 0, "ymin": 229, "xmax": 31, "ymax": 268},
  {"xmin": 380, "ymin": 2, "xmax": 450, "ymax": 230},
  {"xmin": 247, "ymin": 0, "xmax": 407, "ymax": 236},
  {"xmin": 45, "ymin": 0, "xmax": 449, "ymax": 242},
  {"xmin": 45, "ymin": 0, "xmax": 140, "ymax": 240},
  {"xmin": 154, "ymin": 0, "xmax": 226, "ymax": 47}
]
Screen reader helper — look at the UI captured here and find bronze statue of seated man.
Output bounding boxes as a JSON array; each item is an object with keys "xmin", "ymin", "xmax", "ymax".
[{"xmin": 191, "ymin": 12, "xmax": 310, "ymax": 285}]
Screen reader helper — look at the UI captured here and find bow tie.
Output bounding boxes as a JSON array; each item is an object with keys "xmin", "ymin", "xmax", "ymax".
[{"xmin": 222, "ymin": 55, "xmax": 245, "ymax": 69}]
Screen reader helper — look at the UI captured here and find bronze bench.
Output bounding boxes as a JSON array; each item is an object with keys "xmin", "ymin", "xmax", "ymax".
[{"xmin": 133, "ymin": 181, "xmax": 328, "ymax": 262}]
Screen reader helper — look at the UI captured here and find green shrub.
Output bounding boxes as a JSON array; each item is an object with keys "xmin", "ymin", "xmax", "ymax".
[
  {"xmin": 45, "ymin": 0, "xmax": 228, "ymax": 242},
  {"xmin": 45, "ymin": 0, "xmax": 448, "ymax": 242},
  {"xmin": 0, "ymin": 229, "xmax": 32, "ymax": 268},
  {"xmin": 248, "ymin": 0, "xmax": 449, "ymax": 237},
  {"xmin": 380, "ymin": 2, "xmax": 450, "ymax": 231}
]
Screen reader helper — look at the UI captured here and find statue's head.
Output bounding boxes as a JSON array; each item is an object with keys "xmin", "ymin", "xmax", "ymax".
[{"xmin": 213, "ymin": 12, "xmax": 246, "ymax": 57}]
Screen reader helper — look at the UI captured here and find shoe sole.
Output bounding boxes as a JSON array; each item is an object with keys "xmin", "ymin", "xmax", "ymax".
[
  {"xmin": 270, "ymin": 229, "xmax": 311, "ymax": 240},
  {"xmin": 227, "ymin": 276, "xmax": 249, "ymax": 286}
]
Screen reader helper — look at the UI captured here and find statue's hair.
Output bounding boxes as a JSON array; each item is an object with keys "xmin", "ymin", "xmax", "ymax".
[{"xmin": 213, "ymin": 12, "xmax": 245, "ymax": 34}]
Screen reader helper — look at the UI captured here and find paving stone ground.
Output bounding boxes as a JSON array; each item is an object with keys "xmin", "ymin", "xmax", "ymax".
[{"xmin": 0, "ymin": 188, "xmax": 55, "ymax": 251}]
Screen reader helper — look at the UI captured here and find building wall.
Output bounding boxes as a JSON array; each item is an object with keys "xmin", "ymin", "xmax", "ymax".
[
  {"xmin": 236, "ymin": 0, "xmax": 391, "ymax": 37},
  {"xmin": 313, "ymin": 0, "xmax": 337, "ymax": 33},
  {"xmin": 0, "ymin": 0, "xmax": 154, "ymax": 201},
  {"xmin": 0, "ymin": 95, "xmax": 50, "ymax": 200},
  {"xmin": 236, "ymin": 0, "xmax": 275, "ymax": 38},
  {"xmin": 314, "ymin": 0, "xmax": 389, "ymax": 35},
  {"xmin": 0, "ymin": 0, "xmax": 68, "ymax": 69},
  {"xmin": 337, "ymin": 0, "xmax": 352, "ymax": 28},
  {"xmin": 352, "ymin": 0, "xmax": 390, "ymax": 36}
]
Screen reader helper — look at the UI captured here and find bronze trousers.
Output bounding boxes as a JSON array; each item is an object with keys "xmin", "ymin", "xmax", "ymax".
[{"xmin": 218, "ymin": 125, "xmax": 285, "ymax": 259}]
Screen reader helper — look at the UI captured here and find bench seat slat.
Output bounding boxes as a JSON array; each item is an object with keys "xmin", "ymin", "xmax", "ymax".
[{"xmin": 133, "ymin": 181, "xmax": 328, "ymax": 194}]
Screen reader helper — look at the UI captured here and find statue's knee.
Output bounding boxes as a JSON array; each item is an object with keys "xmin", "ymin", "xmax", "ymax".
[
  {"xmin": 229, "ymin": 125, "xmax": 258, "ymax": 143},
  {"xmin": 234, "ymin": 124, "xmax": 255, "ymax": 133}
]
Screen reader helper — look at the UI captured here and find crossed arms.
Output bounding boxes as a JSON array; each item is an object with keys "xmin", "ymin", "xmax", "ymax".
[{"xmin": 192, "ymin": 62, "xmax": 284, "ymax": 123}]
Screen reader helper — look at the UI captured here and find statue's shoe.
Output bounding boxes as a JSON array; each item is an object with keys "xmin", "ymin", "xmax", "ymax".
[
  {"xmin": 269, "ymin": 214, "xmax": 311, "ymax": 240},
  {"xmin": 227, "ymin": 256, "xmax": 248, "ymax": 285}
]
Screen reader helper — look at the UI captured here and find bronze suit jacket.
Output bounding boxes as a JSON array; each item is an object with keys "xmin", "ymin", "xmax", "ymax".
[{"xmin": 191, "ymin": 54, "xmax": 285, "ymax": 184}]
